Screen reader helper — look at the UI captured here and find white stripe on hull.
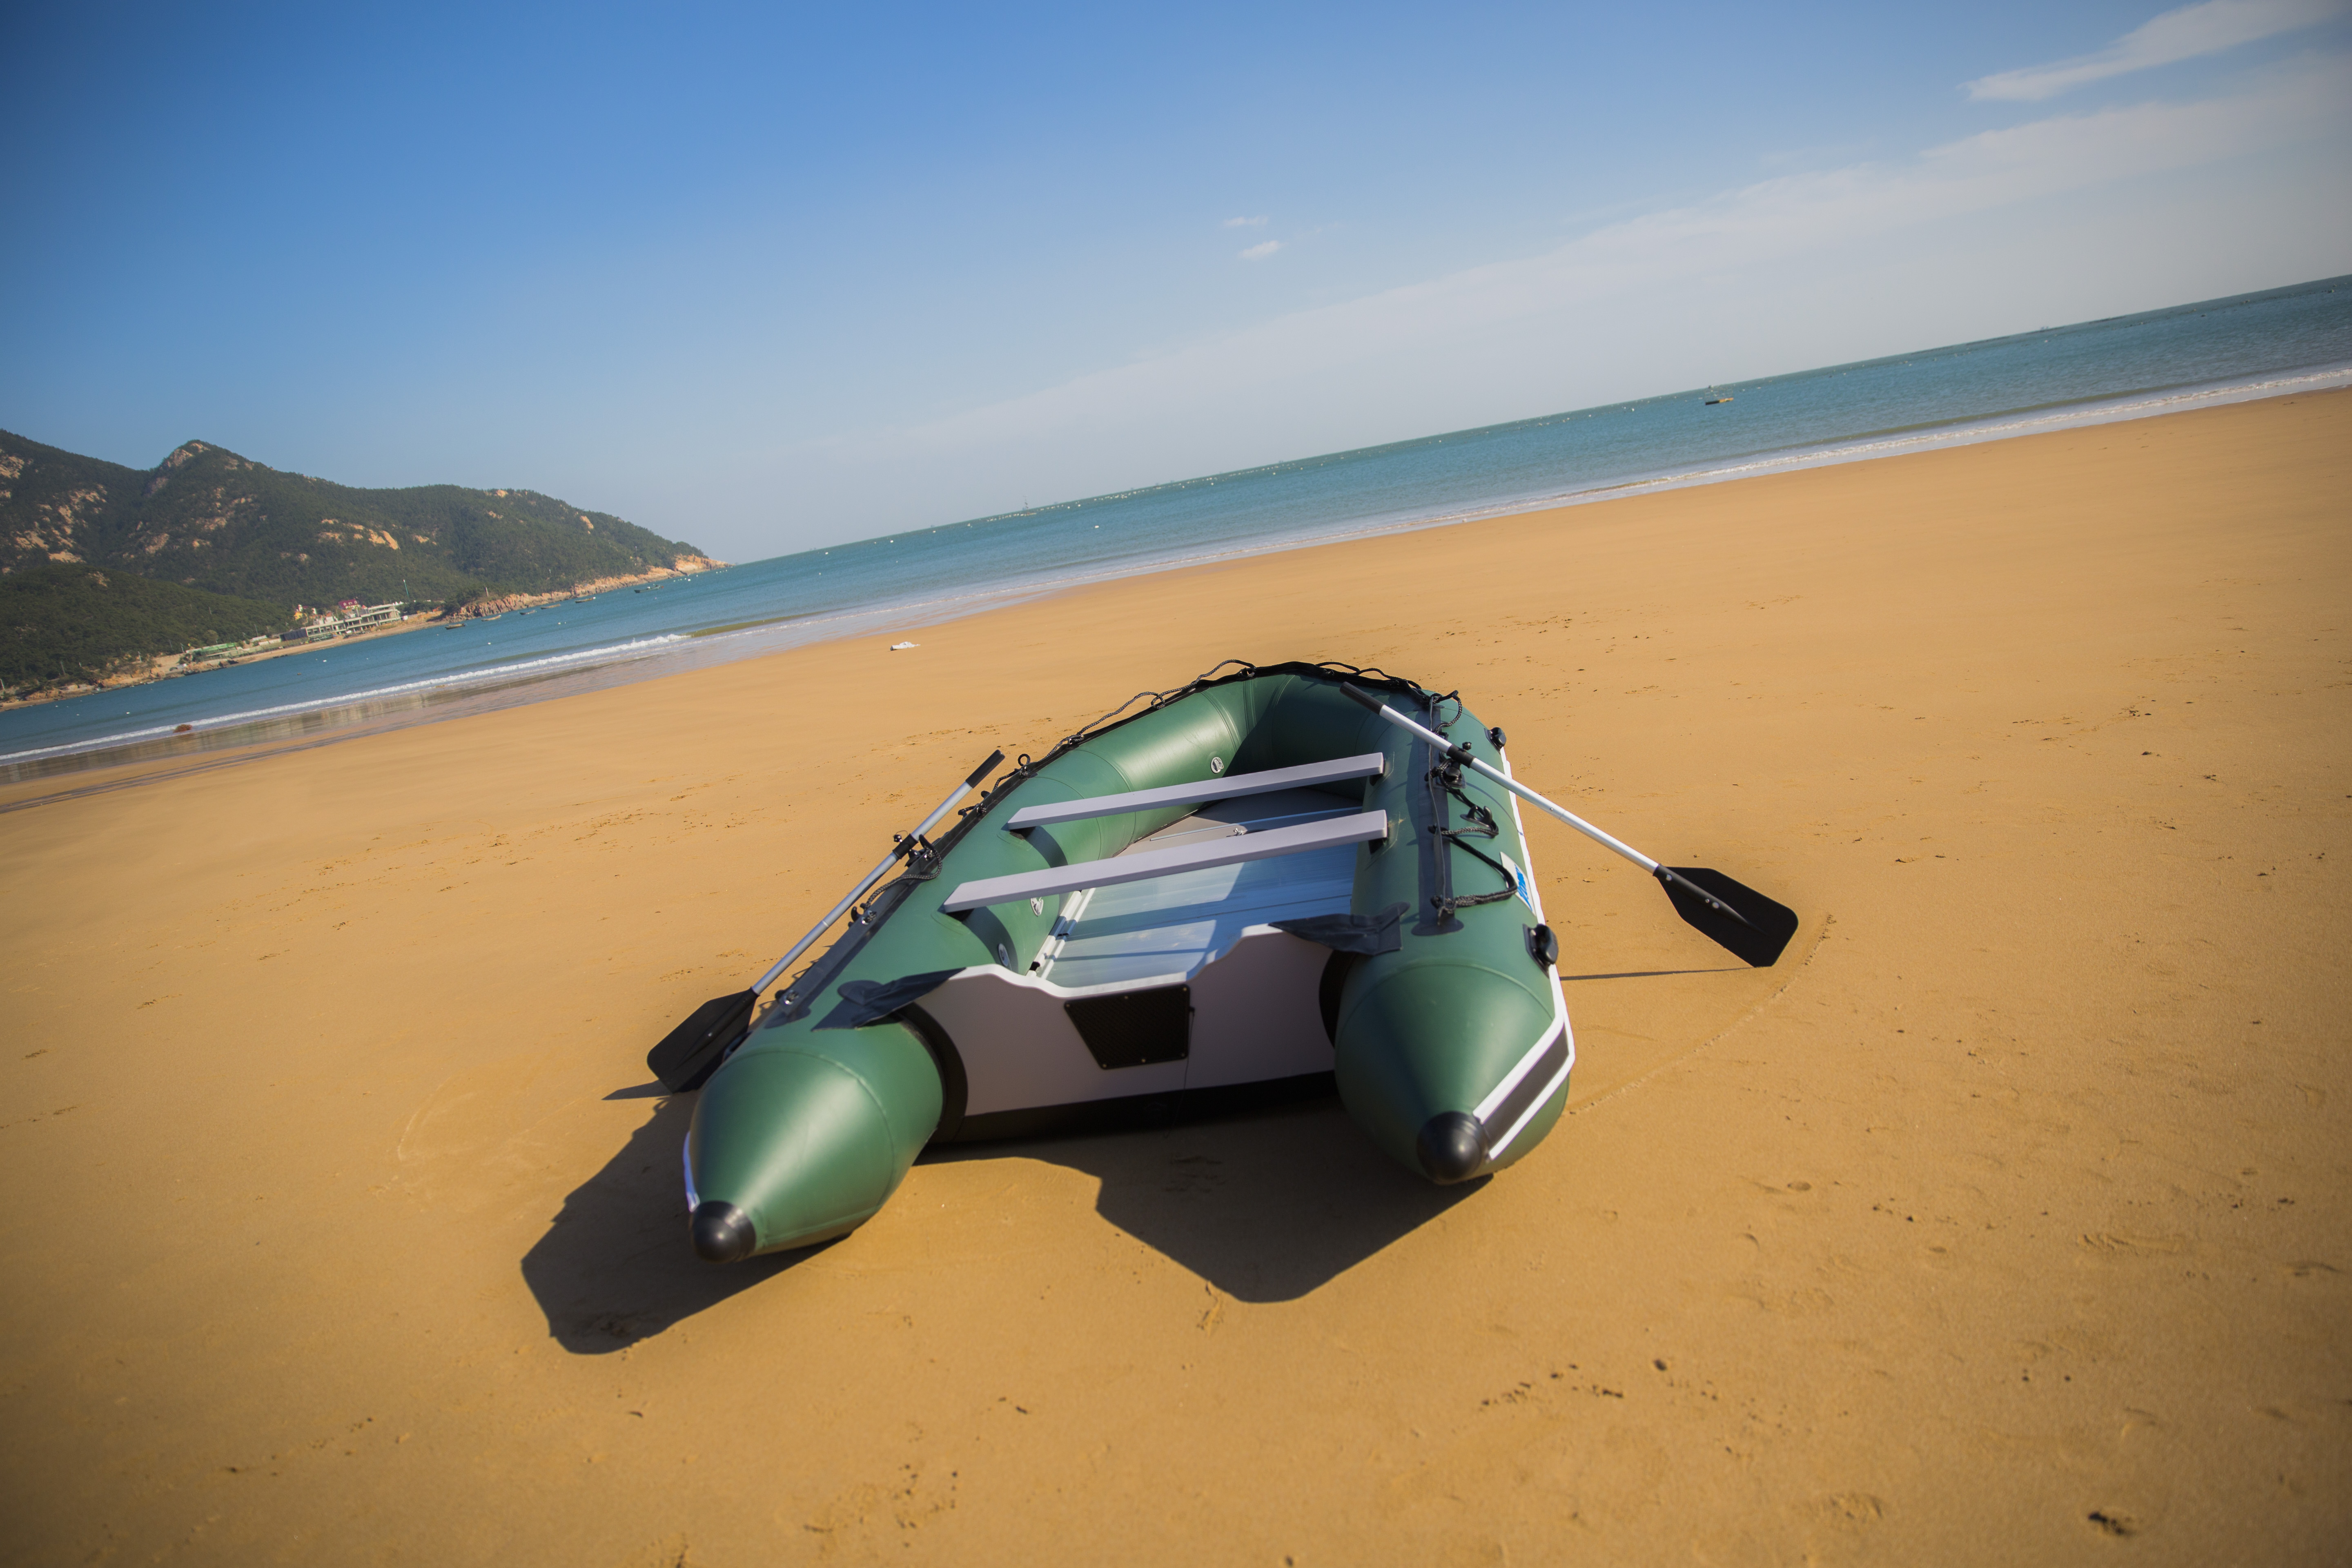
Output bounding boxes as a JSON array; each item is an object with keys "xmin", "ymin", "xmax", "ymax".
[{"xmin": 1469, "ymin": 746, "xmax": 1575, "ymax": 1168}]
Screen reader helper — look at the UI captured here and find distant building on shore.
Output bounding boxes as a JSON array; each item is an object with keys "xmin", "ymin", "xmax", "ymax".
[
  {"xmin": 303, "ymin": 601, "xmax": 405, "ymax": 642},
  {"xmin": 183, "ymin": 628, "xmax": 305, "ymax": 665}
]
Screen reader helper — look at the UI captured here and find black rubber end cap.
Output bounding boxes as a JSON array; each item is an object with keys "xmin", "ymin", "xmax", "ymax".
[
  {"xmin": 690, "ymin": 1200, "xmax": 757, "ymax": 1264},
  {"xmin": 1416, "ymin": 1111, "xmax": 1486, "ymax": 1184}
]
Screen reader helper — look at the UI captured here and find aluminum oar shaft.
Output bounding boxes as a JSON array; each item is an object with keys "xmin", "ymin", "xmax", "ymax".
[
  {"xmin": 1341, "ymin": 685, "xmax": 1658, "ymax": 873},
  {"xmin": 753, "ymin": 750, "xmax": 1004, "ymax": 996}
]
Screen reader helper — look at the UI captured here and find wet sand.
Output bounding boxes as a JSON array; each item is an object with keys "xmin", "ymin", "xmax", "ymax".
[{"xmin": 2, "ymin": 390, "xmax": 2345, "ymax": 1564}]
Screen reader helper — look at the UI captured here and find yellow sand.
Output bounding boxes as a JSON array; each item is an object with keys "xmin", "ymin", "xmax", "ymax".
[{"xmin": 2, "ymin": 392, "xmax": 2346, "ymax": 1565}]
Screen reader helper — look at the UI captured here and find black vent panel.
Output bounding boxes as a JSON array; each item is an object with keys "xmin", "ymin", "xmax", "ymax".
[{"xmin": 1065, "ymin": 984, "xmax": 1192, "ymax": 1069}]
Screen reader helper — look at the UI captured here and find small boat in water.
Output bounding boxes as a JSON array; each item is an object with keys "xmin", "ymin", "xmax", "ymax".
[{"xmin": 653, "ymin": 660, "xmax": 1796, "ymax": 1263}]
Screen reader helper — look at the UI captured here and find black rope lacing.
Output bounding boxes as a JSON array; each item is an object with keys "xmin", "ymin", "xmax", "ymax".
[
  {"xmin": 773, "ymin": 657, "xmax": 1450, "ymax": 1012},
  {"xmin": 1427, "ymin": 741, "xmax": 1520, "ymax": 921},
  {"xmin": 1041, "ymin": 656, "xmax": 1426, "ymax": 757}
]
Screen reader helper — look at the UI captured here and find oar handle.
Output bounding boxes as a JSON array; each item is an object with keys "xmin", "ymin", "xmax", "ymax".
[
  {"xmin": 752, "ymin": 748, "xmax": 1005, "ymax": 996},
  {"xmin": 1340, "ymin": 683, "xmax": 1659, "ymax": 872}
]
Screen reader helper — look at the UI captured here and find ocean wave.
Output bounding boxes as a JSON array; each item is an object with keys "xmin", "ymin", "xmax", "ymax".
[
  {"xmin": 0, "ymin": 633, "xmax": 689, "ymax": 766},
  {"xmin": 650, "ymin": 361, "xmax": 2352, "ymax": 654},
  {"xmin": 8, "ymin": 354, "xmax": 2342, "ymax": 773},
  {"xmin": 1180, "ymin": 362, "xmax": 2352, "ymax": 546},
  {"xmin": 1546, "ymin": 364, "xmax": 2352, "ymax": 499}
]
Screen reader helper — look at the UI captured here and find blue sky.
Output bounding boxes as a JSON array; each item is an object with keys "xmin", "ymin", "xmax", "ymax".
[{"xmin": 4, "ymin": 0, "xmax": 2347, "ymax": 561}]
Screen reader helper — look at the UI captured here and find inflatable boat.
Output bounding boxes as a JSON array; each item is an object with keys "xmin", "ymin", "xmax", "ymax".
[{"xmin": 650, "ymin": 660, "xmax": 1796, "ymax": 1263}]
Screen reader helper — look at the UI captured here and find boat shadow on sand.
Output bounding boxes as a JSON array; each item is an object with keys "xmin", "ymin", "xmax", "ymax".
[
  {"xmin": 520, "ymin": 1092, "xmax": 829, "ymax": 1355},
  {"xmin": 523, "ymin": 1088, "xmax": 1479, "ymax": 1353},
  {"xmin": 940, "ymin": 1093, "xmax": 1486, "ymax": 1306}
]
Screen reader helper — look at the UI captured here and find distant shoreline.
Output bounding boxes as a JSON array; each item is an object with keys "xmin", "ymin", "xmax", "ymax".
[
  {"xmin": 9, "ymin": 380, "xmax": 2347, "ymax": 780},
  {"xmin": 0, "ymin": 557, "xmax": 726, "ymax": 714}
]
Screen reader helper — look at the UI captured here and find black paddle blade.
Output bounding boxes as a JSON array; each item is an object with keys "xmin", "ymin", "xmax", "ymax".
[
  {"xmin": 1656, "ymin": 867, "xmax": 1799, "ymax": 967},
  {"xmin": 647, "ymin": 988, "xmax": 757, "ymax": 1092}
]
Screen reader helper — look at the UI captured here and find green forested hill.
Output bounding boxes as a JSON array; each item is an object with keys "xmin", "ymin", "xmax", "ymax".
[
  {"xmin": 0, "ymin": 428, "xmax": 715, "ymax": 690},
  {"xmin": 0, "ymin": 429, "xmax": 711, "ymax": 612},
  {"xmin": 1, "ymin": 564, "xmax": 294, "ymax": 693}
]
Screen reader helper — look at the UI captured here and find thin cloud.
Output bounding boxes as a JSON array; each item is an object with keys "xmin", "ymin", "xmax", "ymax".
[
  {"xmin": 1223, "ymin": 215, "xmax": 1269, "ymax": 227},
  {"xmin": 1239, "ymin": 239, "xmax": 1282, "ymax": 261},
  {"xmin": 1965, "ymin": 0, "xmax": 2345, "ymax": 100},
  {"xmin": 869, "ymin": 54, "xmax": 2347, "ymax": 461}
]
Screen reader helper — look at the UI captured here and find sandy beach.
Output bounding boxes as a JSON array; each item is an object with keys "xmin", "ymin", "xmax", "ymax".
[{"xmin": 1, "ymin": 390, "xmax": 2345, "ymax": 1564}]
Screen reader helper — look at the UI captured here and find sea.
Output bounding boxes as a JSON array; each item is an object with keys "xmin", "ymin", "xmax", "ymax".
[{"xmin": 5, "ymin": 273, "xmax": 2348, "ymax": 788}]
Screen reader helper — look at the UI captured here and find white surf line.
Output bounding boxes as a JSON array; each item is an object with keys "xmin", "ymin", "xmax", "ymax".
[
  {"xmin": 1206, "ymin": 362, "xmax": 2352, "ymax": 554},
  {"xmin": 646, "ymin": 359, "xmax": 2352, "ymax": 684},
  {"xmin": 719, "ymin": 361, "xmax": 2352, "ymax": 639},
  {"xmin": 19, "ymin": 362, "xmax": 2339, "ymax": 768},
  {"xmin": 7, "ymin": 584, "xmax": 1088, "ymax": 771},
  {"xmin": 1546, "ymin": 364, "xmax": 2352, "ymax": 501},
  {"xmin": 0, "ymin": 633, "xmax": 688, "ymax": 765}
]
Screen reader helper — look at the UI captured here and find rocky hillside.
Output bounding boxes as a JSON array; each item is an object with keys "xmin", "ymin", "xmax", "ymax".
[
  {"xmin": 0, "ymin": 429, "xmax": 715, "ymax": 612},
  {"xmin": 1, "ymin": 564, "xmax": 294, "ymax": 694}
]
